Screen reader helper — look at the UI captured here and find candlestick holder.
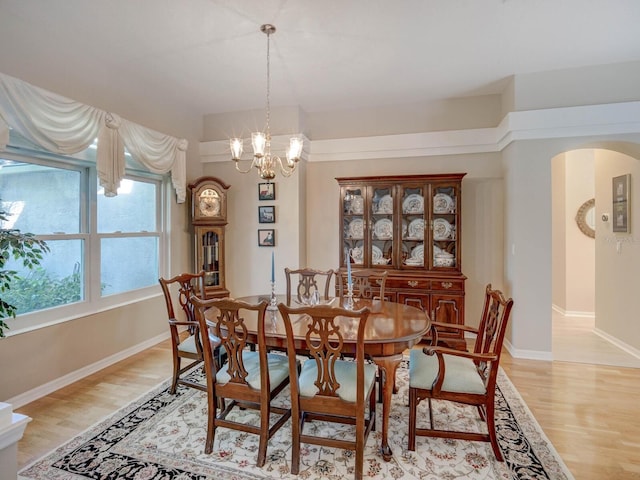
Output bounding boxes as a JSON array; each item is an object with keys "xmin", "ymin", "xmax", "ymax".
[
  {"xmin": 267, "ymin": 280, "xmax": 278, "ymax": 311},
  {"xmin": 345, "ymin": 283, "xmax": 354, "ymax": 310}
]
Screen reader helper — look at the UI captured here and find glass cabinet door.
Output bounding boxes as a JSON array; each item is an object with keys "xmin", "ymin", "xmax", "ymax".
[
  {"xmin": 430, "ymin": 183, "xmax": 459, "ymax": 269},
  {"xmin": 400, "ymin": 185, "xmax": 425, "ymax": 268},
  {"xmin": 342, "ymin": 186, "xmax": 366, "ymax": 267},
  {"xmin": 370, "ymin": 185, "xmax": 394, "ymax": 267}
]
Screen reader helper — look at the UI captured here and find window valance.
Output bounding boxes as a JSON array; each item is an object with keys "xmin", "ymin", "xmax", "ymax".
[{"xmin": 0, "ymin": 72, "xmax": 187, "ymax": 203}]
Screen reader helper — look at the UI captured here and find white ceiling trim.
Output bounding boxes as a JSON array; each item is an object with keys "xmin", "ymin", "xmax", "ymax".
[{"xmin": 200, "ymin": 101, "xmax": 640, "ymax": 163}]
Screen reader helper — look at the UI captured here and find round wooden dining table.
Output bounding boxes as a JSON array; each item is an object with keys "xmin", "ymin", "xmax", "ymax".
[{"xmin": 206, "ymin": 294, "xmax": 430, "ymax": 461}]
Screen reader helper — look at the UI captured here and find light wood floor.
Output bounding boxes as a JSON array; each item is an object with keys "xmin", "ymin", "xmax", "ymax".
[{"xmin": 16, "ymin": 338, "xmax": 640, "ymax": 480}]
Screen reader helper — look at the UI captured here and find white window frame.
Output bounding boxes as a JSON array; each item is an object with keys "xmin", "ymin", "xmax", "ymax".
[{"xmin": 1, "ymin": 138, "xmax": 167, "ymax": 336}]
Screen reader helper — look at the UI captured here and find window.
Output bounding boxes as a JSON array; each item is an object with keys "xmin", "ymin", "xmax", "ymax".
[
  {"xmin": 98, "ymin": 177, "xmax": 160, "ymax": 296},
  {"xmin": 0, "ymin": 138, "xmax": 165, "ymax": 334}
]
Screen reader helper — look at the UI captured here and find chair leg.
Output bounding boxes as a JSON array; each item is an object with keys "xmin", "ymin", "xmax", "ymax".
[
  {"xmin": 369, "ymin": 383, "xmax": 376, "ymax": 432},
  {"xmin": 355, "ymin": 434, "xmax": 364, "ymax": 480},
  {"xmin": 485, "ymin": 399, "xmax": 504, "ymax": 461},
  {"xmin": 170, "ymin": 356, "xmax": 180, "ymax": 394},
  {"xmin": 408, "ymin": 388, "xmax": 416, "ymax": 451},
  {"xmin": 205, "ymin": 393, "xmax": 217, "ymax": 454},
  {"xmin": 290, "ymin": 411, "xmax": 302, "ymax": 475},
  {"xmin": 256, "ymin": 402, "xmax": 270, "ymax": 467}
]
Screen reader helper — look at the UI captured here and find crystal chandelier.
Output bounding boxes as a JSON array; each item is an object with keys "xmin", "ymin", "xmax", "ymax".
[{"xmin": 230, "ymin": 24, "xmax": 303, "ymax": 180}]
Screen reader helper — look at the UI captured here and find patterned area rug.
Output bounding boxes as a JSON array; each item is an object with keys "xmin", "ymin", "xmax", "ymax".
[{"xmin": 19, "ymin": 361, "xmax": 573, "ymax": 480}]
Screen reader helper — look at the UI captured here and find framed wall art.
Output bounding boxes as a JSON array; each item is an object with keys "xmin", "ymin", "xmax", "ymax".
[
  {"xmin": 258, "ymin": 182, "xmax": 275, "ymax": 201},
  {"xmin": 612, "ymin": 174, "xmax": 631, "ymax": 233},
  {"xmin": 258, "ymin": 229, "xmax": 275, "ymax": 246},
  {"xmin": 258, "ymin": 205, "xmax": 275, "ymax": 223}
]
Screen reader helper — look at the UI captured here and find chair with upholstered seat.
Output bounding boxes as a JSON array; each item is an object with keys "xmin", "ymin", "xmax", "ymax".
[
  {"xmin": 278, "ymin": 302, "xmax": 376, "ymax": 480},
  {"xmin": 158, "ymin": 271, "xmax": 208, "ymax": 394},
  {"xmin": 407, "ymin": 284, "xmax": 514, "ymax": 460},
  {"xmin": 191, "ymin": 297, "xmax": 292, "ymax": 466},
  {"xmin": 336, "ymin": 269, "xmax": 388, "ymax": 300},
  {"xmin": 284, "ymin": 267, "xmax": 335, "ymax": 305}
]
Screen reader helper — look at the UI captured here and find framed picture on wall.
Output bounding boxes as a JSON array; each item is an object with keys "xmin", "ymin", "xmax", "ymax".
[
  {"xmin": 258, "ymin": 229, "xmax": 275, "ymax": 246},
  {"xmin": 258, "ymin": 205, "xmax": 275, "ymax": 223},
  {"xmin": 258, "ymin": 183, "xmax": 275, "ymax": 201},
  {"xmin": 612, "ymin": 174, "xmax": 631, "ymax": 233}
]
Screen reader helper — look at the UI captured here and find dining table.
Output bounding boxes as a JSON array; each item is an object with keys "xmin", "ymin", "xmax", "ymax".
[{"xmin": 206, "ymin": 294, "xmax": 430, "ymax": 461}]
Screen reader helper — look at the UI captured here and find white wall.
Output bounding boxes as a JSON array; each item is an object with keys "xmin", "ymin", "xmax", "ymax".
[
  {"xmin": 595, "ymin": 150, "xmax": 640, "ymax": 348},
  {"xmin": 552, "ymin": 152, "xmax": 567, "ymax": 310},
  {"xmin": 564, "ymin": 150, "xmax": 595, "ymax": 315}
]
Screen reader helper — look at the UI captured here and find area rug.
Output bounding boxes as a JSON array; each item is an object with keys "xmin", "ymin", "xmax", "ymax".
[{"xmin": 19, "ymin": 361, "xmax": 573, "ymax": 480}]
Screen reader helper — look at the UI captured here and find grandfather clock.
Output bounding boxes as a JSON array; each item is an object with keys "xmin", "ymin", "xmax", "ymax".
[{"xmin": 188, "ymin": 176, "xmax": 230, "ymax": 299}]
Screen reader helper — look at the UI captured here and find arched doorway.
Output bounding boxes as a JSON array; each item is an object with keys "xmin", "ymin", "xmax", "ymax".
[{"xmin": 551, "ymin": 147, "xmax": 640, "ymax": 367}]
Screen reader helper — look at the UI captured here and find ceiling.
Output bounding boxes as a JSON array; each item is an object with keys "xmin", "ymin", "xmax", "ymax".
[{"xmin": 1, "ymin": 0, "xmax": 640, "ymax": 125}]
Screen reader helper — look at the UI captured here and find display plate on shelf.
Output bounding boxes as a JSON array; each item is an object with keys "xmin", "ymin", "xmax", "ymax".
[
  {"xmin": 374, "ymin": 194, "xmax": 393, "ymax": 214},
  {"xmin": 402, "ymin": 194, "xmax": 424, "ymax": 214},
  {"xmin": 349, "ymin": 195, "xmax": 364, "ymax": 214},
  {"xmin": 372, "ymin": 245, "xmax": 390, "ymax": 265},
  {"xmin": 347, "ymin": 218, "xmax": 364, "ymax": 239},
  {"xmin": 405, "ymin": 243, "xmax": 424, "ymax": 266},
  {"xmin": 411, "ymin": 243, "xmax": 424, "ymax": 261},
  {"xmin": 373, "ymin": 218, "xmax": 393, "ymax": 239},
  {"xmin": 349, "ymin": 242, "xmax": 364, "ymax": 264},
  {"xmin": 433, "ymin": 193, "xmax": 454, "ymax": 213},
  {"xmin": 433, "ymin": 218, "xmax": 453, "ymax": 240},
  {"xmin": 407, "ymin": 218, "xmax": 424, "ymax": 239}
]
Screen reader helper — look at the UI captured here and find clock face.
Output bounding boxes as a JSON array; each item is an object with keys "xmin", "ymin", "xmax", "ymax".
[{"xmin": 198, "ymin": 188, "xmax": 220, "ymax": 217}]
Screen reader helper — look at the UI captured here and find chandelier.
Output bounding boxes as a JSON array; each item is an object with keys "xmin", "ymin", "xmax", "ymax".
[{"xmin": 230, "ymin": 24, "xmax": 303, "ymax": 180}]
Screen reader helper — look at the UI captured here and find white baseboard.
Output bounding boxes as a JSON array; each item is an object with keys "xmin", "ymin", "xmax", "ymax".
[
  {"xmin": 593, "ymin": 328, "xmax": 640, "ymax": 360},
  {"xmin": 7, "ymin": 332, "xmax": 170, "ymax": 409},
  {"xmin": 551, "ymin": 304, "xmax": 595, "ymax": 318},
  {"xmin": 503, "ymin": 339, "xmax": 553, "ymax": 361}
]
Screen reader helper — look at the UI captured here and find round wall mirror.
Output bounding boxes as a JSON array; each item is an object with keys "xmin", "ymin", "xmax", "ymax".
[{"xmin": 575, "ymin": 198, "xmax": 595, "ymax": 238}]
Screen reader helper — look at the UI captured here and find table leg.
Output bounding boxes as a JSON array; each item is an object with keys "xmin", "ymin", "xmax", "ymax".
[{"xmin": 372, "ymin": 353, "xmax": 402, "ymax": 461}]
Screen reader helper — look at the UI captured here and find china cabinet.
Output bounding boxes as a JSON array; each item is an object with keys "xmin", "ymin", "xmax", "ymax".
[
  {"xmin": 336, "ymin": 174, "xmax": 467, "ymax": 349},
  {"xmin": 188, "ymin": 176, "xmax": 230, "ymax": 299}
]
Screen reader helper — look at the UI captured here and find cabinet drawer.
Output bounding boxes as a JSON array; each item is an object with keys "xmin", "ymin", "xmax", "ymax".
[
  {"xmin": 430, "ymin": 279, "xmax": 464, "ymax": 292},
  {"xmin": 386, "ymin": 278, "xmax": 430, "ymax": 290}
]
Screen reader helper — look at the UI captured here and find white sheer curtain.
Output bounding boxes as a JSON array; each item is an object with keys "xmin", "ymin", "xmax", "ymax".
[{"xmin": 0, "ymin": 72, "xmax": 187, "ymax": 202}]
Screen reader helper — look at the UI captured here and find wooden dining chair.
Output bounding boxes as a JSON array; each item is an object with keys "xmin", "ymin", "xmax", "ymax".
[
  {"xmin": 336, "ymin": 269, "xmax": 388, "ymax": 300},
  {"xmin": 158, "ymin": 271, "xmax": 208, "ymax": 394},
  {"xmin": 278, "ymin": 303, "xmax": 377, "ymax": 480},
  {"xmin": 407, "ymin": 284, "xmax": 514, "ymax": 460},
  {"xmin": 336, "ymin": 268, "xmax": 389, "ymax": 400},
  {"xmin": 284, "ymin": 267, "xmax": 335, "ymax": 305},
  {"xmin": 191, "ymin": 296, "xmax": 292, "ymax": 466}
]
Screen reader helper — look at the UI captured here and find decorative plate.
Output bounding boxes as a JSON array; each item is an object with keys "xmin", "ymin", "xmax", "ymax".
[
  {"xmin": 407, "ymin": 218, "xmax": 424, "ymax": 239},
  {"xmin": 350, "ymin": 242, "xmax": 364, "ymax": 264},
  {"xmin": 349, "ymin": 195, "xmax": 364, "ymax": 214},
  {"xmin": 373, "ymin": 218, "xmax": 393, "ymax": 239},
  {"xmin": 402, "ymin": 194, "xmax": 424, "ymax": 214},
  {"xmin": 372, "ymin": 245, "xmax": 389, "ymax": 265},
  {"xmin": 411, "ymin": 243, "xmax": 424, "ymax": 261},
  {"xmin": 376, "ymin": 194, "xmax": 393, "ymax": 214},
  {"xmin": 433, "ymin": 218, "xmax": 452, "ymax": 240},
  {"xmin": 433, "ymin": 193, "xmax": 454, "ymax": 213},
  {"xmin": 348, "ymin": 218, "xmax": 364, "ymax": 239}
]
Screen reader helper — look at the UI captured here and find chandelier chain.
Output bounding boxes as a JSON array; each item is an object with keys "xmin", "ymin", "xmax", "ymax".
[{"xmin": 265, "ymin": 27, "xmax": 271, "ymax": 137}]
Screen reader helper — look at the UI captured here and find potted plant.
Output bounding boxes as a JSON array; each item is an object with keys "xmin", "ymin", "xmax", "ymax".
[{"xmin": 0, "ymin": 201, "xmax": 49, "ymax": 337}]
